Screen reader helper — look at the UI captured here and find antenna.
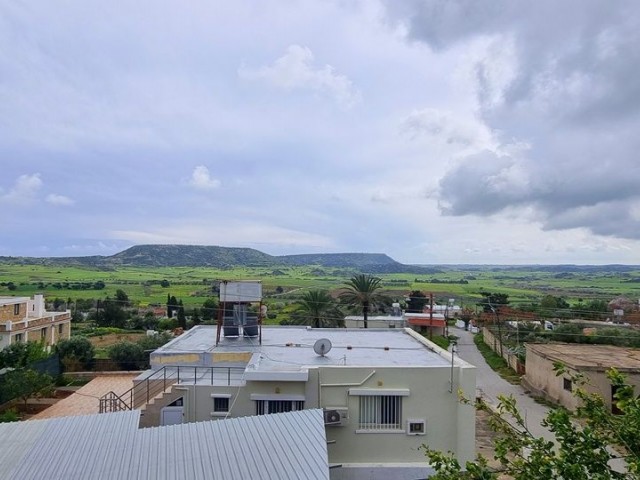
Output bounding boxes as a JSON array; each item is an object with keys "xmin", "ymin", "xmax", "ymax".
[{"xmin": 313, "ymin": 338, "xmax": 332, "ymax": 357}]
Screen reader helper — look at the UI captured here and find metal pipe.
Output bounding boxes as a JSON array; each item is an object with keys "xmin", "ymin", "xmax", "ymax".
[{"xmin": 320, "ymin": 370, "xmax": 376, "ymax": 388}]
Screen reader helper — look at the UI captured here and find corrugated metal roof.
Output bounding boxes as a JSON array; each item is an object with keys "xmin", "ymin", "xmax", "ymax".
[
  {"xmin": 0, "ymin": 409, "xmax": 328, "ymax": 480},
  {"xmin": 131, "ymin": 409, "xmax": 328, "ymax": 480},
  {"xmin": 1, "ymin": 410, "xmax": 141, "ymax": 480}
]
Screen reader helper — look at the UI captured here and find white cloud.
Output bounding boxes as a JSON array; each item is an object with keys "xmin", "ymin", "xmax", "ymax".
[
  {"xmin": 46, "ymin": 193, "xmax": 74, "ymax": 206},
  {"xmin": 0, "ymin": 173, "xmax": 43, "ymax": 205},
  {"xmin": 239, "ymin": 44, "xmax": 361, "ymax": 108},
  {"xmin": 189, "ymin": 166, "xmax": 221, "ymax": 191}
]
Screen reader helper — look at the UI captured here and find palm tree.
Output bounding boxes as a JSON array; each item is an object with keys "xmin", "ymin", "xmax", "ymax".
[
  {"xmin": 297, "ymin": 290, "xmax": 342, "ymax": 328},
  {"xmin": 339, "ymin": 274, "xmax": 385, "ymax": 328}
]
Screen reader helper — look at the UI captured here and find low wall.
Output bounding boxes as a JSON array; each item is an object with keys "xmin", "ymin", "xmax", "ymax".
[{"xmin": 482, "ymin": 328, "xmax": 525, "ymax": 374}]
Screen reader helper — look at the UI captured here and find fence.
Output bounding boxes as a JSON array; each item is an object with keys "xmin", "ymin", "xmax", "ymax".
[
  {"xmin": 482, "ymin": 327, "xmax": 526, "ymax": 374},
  {"xmin": 31, "ymin": 354, "xmax": 62, "ymax": 377}
]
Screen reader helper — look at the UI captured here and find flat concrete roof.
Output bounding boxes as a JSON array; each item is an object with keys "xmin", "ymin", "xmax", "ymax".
[
  {"xmin": 153, "ymin": 326, "xmax": 459, "ymax": 373},
  {"xmin": 527, "ymin": 343, "xmax": 640, "ymax": 372}
]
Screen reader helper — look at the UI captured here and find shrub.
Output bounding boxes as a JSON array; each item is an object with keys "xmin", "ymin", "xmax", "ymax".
[
  {"xmin": 136, "ymin": 333, "xmax": 172, "ymax": 352},
  {"xmin": 56, "ymin": 337, "xmax": 95, "ymax": 370},
  {"xmin": 0, "ymin": 341, "xmax": 50, "ymax": 369},
  {"xmin": 0, "ymin": 409, "xmax": 20, "ymax": 423},
  {"xmin": 108, "ymin": 342, "xmax": 145, "ymax": 370},
  {"xmin": 157, "ymin": 317, "xmax": 178, "ymax": 331}
]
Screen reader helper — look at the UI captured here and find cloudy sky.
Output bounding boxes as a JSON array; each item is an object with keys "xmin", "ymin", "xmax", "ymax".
[{"xmin": 2, "ymin": 1, "xmax": 640, "ymax": 264}]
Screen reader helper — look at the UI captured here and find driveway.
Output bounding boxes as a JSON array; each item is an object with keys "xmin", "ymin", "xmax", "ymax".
[{"xmin": 453, "ymin": 327, "xmax": 554, "ymax": 441}]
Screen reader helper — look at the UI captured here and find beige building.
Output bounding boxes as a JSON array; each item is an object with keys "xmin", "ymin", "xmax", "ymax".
[
  {"xmin": 122, "ymin": 325, "xmax": 476, "ymax": 479},
  {"xmin": 0, "ymin": 294, "xmax": 71, "ymax": 350},
  {"xmin": 523, "ymin": 343, "xmax": 640, "ymax": 412},
  {"xmin": 343, "ymin": 313, "xmax": 446, "ymax": 337}
]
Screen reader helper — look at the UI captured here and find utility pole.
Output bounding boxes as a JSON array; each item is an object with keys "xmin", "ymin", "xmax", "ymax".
[
  {"xmin": 448, "ymin": 335, "xmax": 458, "ymax": 393},
  {"xmin": 490, "ymin": 303, "xmax": 504, "ymax": 358},
  {"xmin": 429, "ymin": 293, "xmax": 434, "ymax": 340}
]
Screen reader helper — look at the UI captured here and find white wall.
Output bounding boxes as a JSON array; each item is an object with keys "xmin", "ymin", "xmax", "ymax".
[{"xmin": 179, "ymin": 363, "xmax": 475, "ymax": 467}]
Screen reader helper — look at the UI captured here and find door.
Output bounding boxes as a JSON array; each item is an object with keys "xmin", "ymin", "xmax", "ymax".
[{"xmin": 161, "ymin": 406, "xmax": 184, "ymax": 425}]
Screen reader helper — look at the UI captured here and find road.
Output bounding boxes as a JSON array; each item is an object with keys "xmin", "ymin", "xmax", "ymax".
[{"xmin": 453, "ymin": 327, "xmax": 554, "ymax": 441}]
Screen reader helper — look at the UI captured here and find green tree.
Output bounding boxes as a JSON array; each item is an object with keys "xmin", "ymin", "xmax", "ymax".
[
  {"xmin": 201, "ymin": 297, "xmax": 218, "ymax": 322},
  {"xmin": 477, "ymin": 292, "xmax": 510, "ymax": 313},
  {"xmin": 52, "ymin": 297, "xmax": 65, "ymax": 310},
  {"xmin": 108, "ymin": 342, "xmax": 145, "ymax": 370},
  {"xmin": 406, "ymin": 290, "xmax": 428, "ymax": 313},
  {"xmin": 160, "ymin": 279, "xmax": 170, "ymax": 288},
  {"xmin": 423, "ymin": 367, "xmax": 640, "ymax": 479},
  {"xmin": 136, "ymin": 332, "xmax": 173, "ymax": 352},
  {"xmin": 177, "ymin": 299, "xmax": 186, "ymax": 329},
  {"xmin": 2, "ymin": 369, "xmax": 53, "ymax": 410},
  {"xmin": 96, "ymin": 296, "xmax": 127, "ymax": 328},
  {"xmin": 339, "ymin": 274, "xmax": 385, "ymax": 329},
  {"xmin": 191, "ymin": 308, "xmax": 201, "ymax": 326},
  {"xmin": 55, "ymin": 337, "xmax": 95, "ymax": 370},
  {"xmin": 167, "ymin": 295, "xmax": 178, "ymax": 318},
  {"xmin": 297, "ymin": 290, "xmax": 342, "ymax": 328},
  {"xmin": 115, "ymin": 289, "xmax": 130, "ymax": 307},
  {"xmin": 0, "ymin": 341, "xmax": 49, "ymax": 369}
]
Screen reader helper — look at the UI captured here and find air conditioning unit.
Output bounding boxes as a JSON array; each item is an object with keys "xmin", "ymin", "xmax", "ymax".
[
  {"xmin": 406, "ymin": 419, "xmax": 426, "ymax": 436},
  {"xmin": 323, "ymin": 408, "xmax": 348, "ymax": 426}
]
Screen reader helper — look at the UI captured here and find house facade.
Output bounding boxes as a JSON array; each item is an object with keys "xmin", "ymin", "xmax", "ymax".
[
  {"xmin": 523, "ymin": 343, "xmax": 640, "ymax": 412},
  {"xmin": 132, "ymin": 325, "xmax": 476, "ymax": 479},
  {"xmin": 0, "ymin": 294, "xmax": 71, "ymax": 349}
]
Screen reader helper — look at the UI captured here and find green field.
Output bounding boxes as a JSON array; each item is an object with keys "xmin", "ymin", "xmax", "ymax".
[{"xmin": 1, "ymin": 264, "xmax": 639, "ymax": 312}]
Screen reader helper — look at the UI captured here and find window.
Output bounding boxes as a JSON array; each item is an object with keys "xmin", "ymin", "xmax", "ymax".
[
  {"xmin": 58, "ymin": 324, "xmax": 64, "ymax": 335},
  {"xmin": 256, "ymin": 400, "xmax": 304, "ymax": 415},
  {"xmin": 13, "ymin": 304, "xmax": 20, "ymax": 315},
  {"xmin": 407, "ymin": 419, "xmax": 426, "ymax": 435},
  {"xmin": 211, "ymin": 394, "xmax": 233, "ymax": 417},
  {"xmin": 358, "ymin": 395, "xmax": 402, "ymax": 430},
  {"xmin": 611, "ymin": 384, "xmax": 628, "ymax": 415},
  {"xmin": 14, "ymin": 333, "xmax": 23, "ymax": 343},
  {"xmin": 563, "ymin": 378, "xmax": 572, "ymax": 392},
  {"xmin": 41, "ymin": 327, "xmax": 47, "ymax": 340},
  {"xmin": 213, "ymin": 397, "xmax": 229, "ymax": 413}
]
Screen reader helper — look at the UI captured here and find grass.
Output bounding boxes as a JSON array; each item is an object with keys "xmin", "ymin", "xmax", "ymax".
[
  {"xmin": 428, "ymin": 335, "xmax": 451, "ymax": 350},
  {"xmin": 2, "ymin": 263, "xmax": 640, "ymax": 317},
  {"xmin": 473, "ymin": 332, "xmax": 522, "ymax": 384}
]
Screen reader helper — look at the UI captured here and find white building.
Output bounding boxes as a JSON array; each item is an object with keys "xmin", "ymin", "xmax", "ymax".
[
  {"xmin": 0, "ymin": 294, "xmax": 71, "ymax": 349},
  {"xmin": 121, "ymin": 325, "xmax": 476, "ymax": 479}
]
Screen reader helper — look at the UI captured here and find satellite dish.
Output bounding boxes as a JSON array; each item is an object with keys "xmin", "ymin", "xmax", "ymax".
[{"xmin": 313, "ymin": 338, "xmax": 332, "ymax": 357}]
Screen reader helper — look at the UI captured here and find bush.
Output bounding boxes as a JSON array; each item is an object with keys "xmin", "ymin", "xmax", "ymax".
[
  {"xmin": 136, "ymin": 333, "xmax": 172, "ymax": 352},
  {"xmin": 56, "ymin": 337, "xmax": 95, "ymax": 371},
  {"xmin": 157, "ymin": 317, "xmax": 178, "ymax": 331},
  {"xmin": 108, "ymin": 342, "xmax": 146, "ymax": 370},
  {"xmin": 0, "ymin": 341, "xmax": 50, "ymax": 369},
  {"xmin": 0, "ymin": 409, "xmax": 20, "ymax": 423}
]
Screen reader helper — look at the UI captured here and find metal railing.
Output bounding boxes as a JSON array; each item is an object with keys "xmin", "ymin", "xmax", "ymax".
[{"xmin": 98, "ymin": 365, "xmax": 245, "ymax": 413}]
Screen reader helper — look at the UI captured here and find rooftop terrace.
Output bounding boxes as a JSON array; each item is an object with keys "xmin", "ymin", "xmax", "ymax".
[{"xmin": 151, "ymin": 326, "xmax": 458, "ymax": 377}]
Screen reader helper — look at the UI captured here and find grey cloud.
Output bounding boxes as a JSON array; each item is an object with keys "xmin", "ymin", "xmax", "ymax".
[{"xmin": 388, "ymin": 0, "xmax": 640, "ymax": 240}]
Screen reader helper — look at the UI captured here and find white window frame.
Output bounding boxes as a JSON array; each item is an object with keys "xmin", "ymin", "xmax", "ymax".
[
  {"xmin": 250, "ymin": 394, "xmax": 306, "ymax": 416},
  {"xmin": 210, "ymin": 394, "xmax": 232, "ymax": 417},
  {"xmin": 406, "ymin": 419, "xmax": 426, "ymax": 436},
  {"xmin": 348, "ymin": 390, "xmax": 409, "ymax": 434}
]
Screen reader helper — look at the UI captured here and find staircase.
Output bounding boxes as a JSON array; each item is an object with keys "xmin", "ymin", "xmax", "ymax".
[
  {"xmin": 98, "ymin": 365, "xmax": 245, "ymax": 413},
  {"xmin": 138, "ymin": 386, "xmax": 185, "ymax": 428}
]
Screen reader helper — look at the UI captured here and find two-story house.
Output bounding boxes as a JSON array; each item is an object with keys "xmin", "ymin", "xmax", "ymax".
[{"xmin": 0, "ymin": 294, "xmax": 71, "ymax": 349}]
